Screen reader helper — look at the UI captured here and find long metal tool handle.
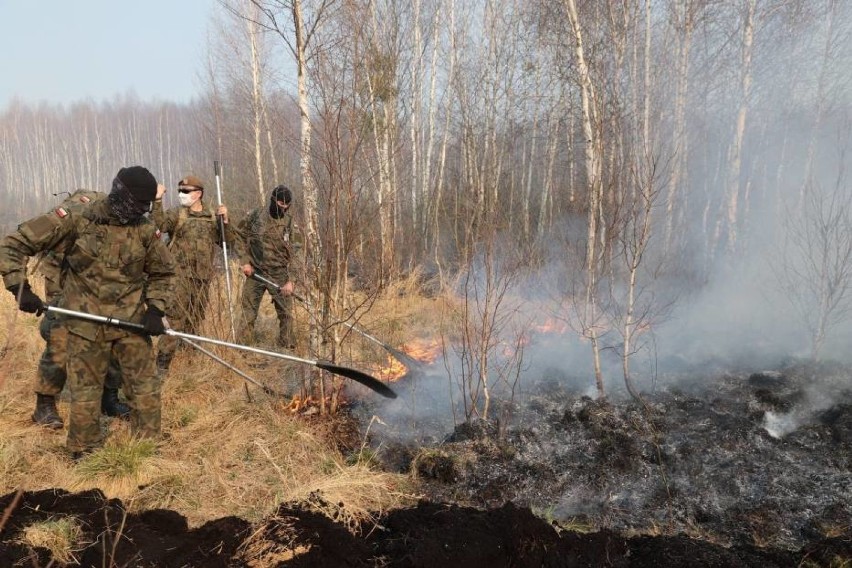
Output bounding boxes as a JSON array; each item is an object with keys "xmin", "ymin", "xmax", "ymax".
[
  {"xmin": 214, "ymin": 160, "xmax": 236, "ymax": 341},
  {"xmin": 178, "ymin": 337, "xmax": 286, "ymax": 397},
  {"xmin": 45, "ymin": 306, "xmax": 397, "ymax": 399},
  {"xmin": 250, "ymin": 272, "xmax": 423, "ymax": 369},
  {"xmin": 249, "ymin": 272, "xmax": 382, "ymax": 345}
]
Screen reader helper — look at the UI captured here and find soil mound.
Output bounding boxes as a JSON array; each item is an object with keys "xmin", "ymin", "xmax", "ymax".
[
  {"xmin": 1, "ymin": 489, "xmax": 846, "ymax": 567},
  {"xmin": 0, "ymin": 488, "xmax": 250, "ymax": 567}
]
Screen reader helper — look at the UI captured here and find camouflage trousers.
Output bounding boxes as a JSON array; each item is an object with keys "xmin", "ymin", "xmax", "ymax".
[
  {"xmin": 239, "ymin": 274, "xmax": 294, "ymax": 347},
  {"xmin": 37, "ymin": 311, "xmax": 122, "ymax": 396},
  {"xmin": 156, "ymin": 276, "xmax": 211, "ymax": 363},
  {"xmin": 65, "ymin": 331, "xmax": 161, "ymax": 453}
]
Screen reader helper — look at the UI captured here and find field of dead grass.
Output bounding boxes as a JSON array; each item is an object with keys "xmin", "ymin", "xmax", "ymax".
[{"xmin": 0, "ymin": 271, "xmax": 448, "ymax": 529}]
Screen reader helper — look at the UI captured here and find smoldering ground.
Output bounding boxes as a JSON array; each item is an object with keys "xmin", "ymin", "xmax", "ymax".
[{"xmin": 351, "ymin": 222, "xmax": 852, "ymax": 554}]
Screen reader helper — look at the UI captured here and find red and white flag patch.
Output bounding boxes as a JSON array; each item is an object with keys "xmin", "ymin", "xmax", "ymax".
[
  {"xmin": 155, "ymin": 229, "xmax": 162, "ymax": 239},
  {"xmin": 55, "ymin": 207, "xmax": 68, "ymax": 218}
]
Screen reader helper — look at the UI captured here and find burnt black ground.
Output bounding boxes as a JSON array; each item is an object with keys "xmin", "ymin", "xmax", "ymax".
[
  {"xmin": 1, "ymin": 360, "xmax": 851, "ymax": 566},
  {"xmin": 364, "ymin": 358, "xmax": 852, "ymax": 561}
]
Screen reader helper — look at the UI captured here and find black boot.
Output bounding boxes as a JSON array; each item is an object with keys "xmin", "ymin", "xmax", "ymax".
[
  {"xmin": 101, "ymin": 388, "xmax": 130, "ymax": 420},
  {"xmin": 32, "ymin": 394, "xmax": 63, "ymax": 429}
]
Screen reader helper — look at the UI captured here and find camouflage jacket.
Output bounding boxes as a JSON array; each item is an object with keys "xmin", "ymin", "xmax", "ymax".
[
  {"xmin": 236, "ymin": 208, "xmax": 294, "ymax": 279},
  {"xmin": 0, "ymin": 199, "xmax": 175, "ymax": 341},
  {"xmin": 39, "ymin": 190, "xmax": 105, "ymax": 301},
  {"xmin": 151, "ymin": 200, "xmax": 233, "ymax": 282}
]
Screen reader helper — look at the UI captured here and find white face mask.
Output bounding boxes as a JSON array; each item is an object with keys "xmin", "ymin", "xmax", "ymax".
[{"xmin": 178, "ymin": 192, "xmax": 199, "ymax": 208}]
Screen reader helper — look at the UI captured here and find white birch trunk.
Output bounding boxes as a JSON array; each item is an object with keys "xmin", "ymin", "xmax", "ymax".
[
  {"xmin": 537, "ymin": 115, "xmax": 560, "ymax": 240},
  {"xmin": 565, "ymin": 0, "xmax": 605, "ymax": 397},
  {"xmin": 410, "ymin": 0, "xmax": 422, "ymax": 236},
  {"xmin": 432, "ymin": 0, "xmax": 455, "ymax": 275},
  {"xmin": 665, "ymin": 0, "xmax": 694, "ymax": 252},
  {"xmin": 423, "ymin": 1, "xmax": 441, "ymax": 251},
  {"xmin": 292, "ymin": 0, "xmax": 319, "ymax": 282},
  {"xmin": 724, "ymin": 0, "xmax": 755, "ymax": 254},
  {"xmin": 248, "ymin": 11, "xmax": 266, "ymax": 200}
]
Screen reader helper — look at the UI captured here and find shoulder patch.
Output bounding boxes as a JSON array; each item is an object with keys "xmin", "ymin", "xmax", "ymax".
[
  {"xmin": 155, "ymin": 229, "xmax": 162, "ymax": 239},
  {"xmin": 55, "ymin": 207, "xmax": 68, "ymax": 218},
  {"xmin": 79, "ymin": 196, "xmax": 91, "ymax": 203}
]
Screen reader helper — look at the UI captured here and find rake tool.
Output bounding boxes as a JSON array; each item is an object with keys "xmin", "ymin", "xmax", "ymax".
[
  {"xmin": 247, "ymin": 272, "xmax": 424, "ymax": 370},
  {"xmin": 45, "ymin": 306, "xmax": 397, "ymax": 399}
]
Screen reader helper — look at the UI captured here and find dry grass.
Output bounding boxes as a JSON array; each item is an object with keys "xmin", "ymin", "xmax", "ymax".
[
  {"xmin": 237, "ymin": 516, "xmax": 311, "ymax": 567},
  {"xmin": 18, "ymin": 515, "xmax": 88, "ymax": 565},
  {"xmin": 0, "ymin": 273, "xmax": 440, "ymax": 532},
  {"xmin": 339, "ymin": 268, "xmax": 453, "ymax": 358}
]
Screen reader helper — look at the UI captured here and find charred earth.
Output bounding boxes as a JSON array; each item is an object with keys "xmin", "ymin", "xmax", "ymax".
[
  {"xmin": 399, "ymin": 362, "xmax": 851, "ymax": 548},
  {"xmin": 1, "ymin": 360, "xmax": 850, "ymax": 566}
]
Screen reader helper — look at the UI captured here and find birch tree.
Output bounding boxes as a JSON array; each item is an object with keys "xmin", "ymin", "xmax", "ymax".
[
  {"xmin": 720, "ymin": 0, "xmax": 756, "ymax": 255},
  {"xmin": 663, "ymin": 0, "xmax": 700, "ymax": 253},
  {"xmin": 775, "ymin": 150, "xmax": 852, "ymax": 361},
  {"xmin": 564, "ymin": 0, "xmax": 606, "ymax": 397},
  {"xmin": 362, "ymin": 0, "xmax": 401, "ymax": 283}
]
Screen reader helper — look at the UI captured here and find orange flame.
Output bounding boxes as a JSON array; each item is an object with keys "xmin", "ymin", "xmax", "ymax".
[
  {"xmin": 374, "ymin": 338, "xmax": 443, "ymax": 381},
  {"xmin": 402, "ymin": 338, "xmax": 442, "ymax": 363},
  {"xmin": 286, "ymin": 395, "xmax": 333, "ymax": 414},
  {"xmin": 377, "ymin": 356, "xmax": 408, "ymax": 381},
  {"xmin": 532, "ymin": 317, "xmax": 569, "ymax": 335}
]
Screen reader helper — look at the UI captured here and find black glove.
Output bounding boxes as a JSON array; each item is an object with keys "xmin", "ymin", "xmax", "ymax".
[
  {"xmin": 8, "ymin": 283, "xmax": 45, "ymax": 316},
  {"xmin": 141, "ymin": 306, "xmax": 167, "ymax": 336}
]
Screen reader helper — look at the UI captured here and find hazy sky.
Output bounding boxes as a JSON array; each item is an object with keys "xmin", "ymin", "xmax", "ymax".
[{"xmin": 0, "ymin": 0, "xmax": 214, "ymax": 109}]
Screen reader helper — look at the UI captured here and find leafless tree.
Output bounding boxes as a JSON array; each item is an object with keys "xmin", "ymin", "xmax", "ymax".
[
  {"xmin": 774, "ymin": 140, "xmax": 852, "ymax": 360},
  {"xmin": 606, "ymin": 154, "xmax": 672, "ymax": 399},
  {"xmin": 452, "ymin": 232, "xmax": 528, "ymax": 423}
]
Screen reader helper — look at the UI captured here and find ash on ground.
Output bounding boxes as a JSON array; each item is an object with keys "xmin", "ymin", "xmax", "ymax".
[{"xmin": 369, "ymin": 359, "xmax": 852, "ymax": 551}]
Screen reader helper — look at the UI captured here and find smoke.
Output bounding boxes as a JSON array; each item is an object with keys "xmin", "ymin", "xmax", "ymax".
[
  {"xmin": 651, "ymin": 258, "xmax": 809, "ymax": 372},
  {"xmin": 763, "ymin": 411, "xmax": 803, "ymax": 439},
  {"xmin": 762, "ymin": 381, "xmax": 844, "ymax": 439},
  {"xmin": 368, "ymin": 83, "xmax": 852, "ymax": 444},
  {"xmin": 367, "ymin": 225, "xmax": 852, "ymax": 445}
]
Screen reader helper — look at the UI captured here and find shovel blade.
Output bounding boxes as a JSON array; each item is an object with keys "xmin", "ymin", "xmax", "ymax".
[{"xmin": 315, "ymin": 361, "xmax": 397, "ymax": 399}]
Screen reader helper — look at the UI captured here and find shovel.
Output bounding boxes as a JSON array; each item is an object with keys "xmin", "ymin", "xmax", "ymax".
[
  {"xmin": 45, "ymin": 306, "xmax": 397, "ymax": 399},
  {"xmin": 248, "ymin": 272, "xmax": 424, "ymax": 371}
]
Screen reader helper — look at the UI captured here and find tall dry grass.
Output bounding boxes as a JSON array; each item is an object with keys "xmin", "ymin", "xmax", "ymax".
[{"xmin": 0, "ymin": 271, "xmax": 447, "ymax": 529}]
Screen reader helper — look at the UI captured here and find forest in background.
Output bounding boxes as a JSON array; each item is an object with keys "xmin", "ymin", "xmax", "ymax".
[{"xmin": 2, "ymin": 0, "xmax": 852, "ymax": 405}]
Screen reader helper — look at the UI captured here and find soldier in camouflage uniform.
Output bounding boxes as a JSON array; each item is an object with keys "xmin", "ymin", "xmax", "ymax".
[
  {"xmin": 34, "ymin": 189, "xmax": 129, "ymax": 428},
  {"xmin": 236, "ymin": 185, "xmax": 297, "ymax": 348},
  {"xmin": 150, "ymin": 175, "xmax": 232, "ymax": 378},
  {"xmin": 0, "ymin": 166, "xmax": 175, "ymax": 459}
]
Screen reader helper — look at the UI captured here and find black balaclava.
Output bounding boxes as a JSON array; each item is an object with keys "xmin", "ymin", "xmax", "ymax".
[
  {"xmin": 269, "ymin": 185, "xmax": 292, "ymax": 219},
  {"xmin": 108, "ymin": 166, "xmax": 157, "ymax": 224}
]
